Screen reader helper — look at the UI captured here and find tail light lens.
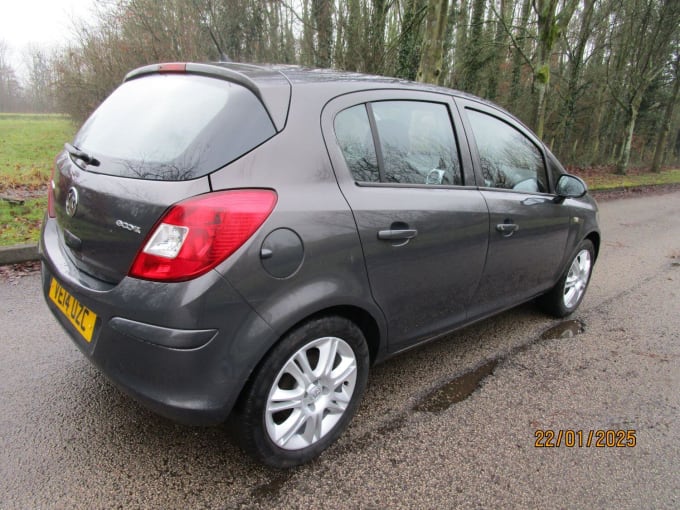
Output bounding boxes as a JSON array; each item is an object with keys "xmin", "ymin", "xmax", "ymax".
[{"xmin": 129, "ymin": 189, "xmax": 277, "ymax": 282}]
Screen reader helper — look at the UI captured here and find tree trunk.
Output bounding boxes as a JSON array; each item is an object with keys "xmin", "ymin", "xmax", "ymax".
[
  {"xmin": 532, "ymin": 0, "xmax": 578, "ymax": 139},
  {"xmin": 532, "ymin": 0, "xmax": 558, "ymax": 139},
  {"xmin": 345, "ymin": 0, "xmax": 361, "ymax": 71},
  {"xmin": 486, "ymin": 0, "xmax": 510, "ymax": 101},
  {"xmin": 508, "ymin": 0, "xmax": 531, "ymax": 110},
  {"xmin": 397, "ymin": 0, "xmax": 426, "ymax": 80},
  {"xmin": 439, "ymin": 0, "xmax": 458, "ymax": 86},
  {"xmin": 616, "ymin": 96, "xmax": 642, "ymax": 175},
  {"xmin": 462, "ymin": 0, "xmax": 486, "ymax": 94},
  {"xmin": 533, "ymin": 75, "xmax": 549, "ymax": 139},
  {"xmin": 301, "ymin": 0, "xmax": 315, "ymax": 66},
  {"xmin": 312, "ymin": 0, "xmax": 333, "ymax": 68},
  {"xmin": 556, "ymin": 0, "xmax": 595, "ymax": 157},
  {"xmin": 451, "ymin": 0, "xmax": 468, "ymax": 87},
  {"xmin": 417, "ymin": 0, "xmax": 449, "ymax": 84},
  {"xmin": 651, "ymin": 58, "xmax": 680, "ymax": 172},
  {"xmin": 367, "ymin": 0, "xmax": 389, "ymax": 74}
]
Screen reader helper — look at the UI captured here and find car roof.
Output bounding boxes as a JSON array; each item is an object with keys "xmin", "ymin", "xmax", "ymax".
[
  {"xmin": 217, "ymin": 62, "xmax": 476, "ymax": 96},
  {"xmin": 124, "ymin": 61, "xmax": 512, "ymax": 132}
]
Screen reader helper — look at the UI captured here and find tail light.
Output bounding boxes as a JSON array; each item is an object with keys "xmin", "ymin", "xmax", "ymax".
[
  {"xmin": 47, "ymin": 157, "xmax": 57, "ymax": 218},
  {"xmin": 129, "ymin": 189, "xmax": 277, "ymax": 282}
]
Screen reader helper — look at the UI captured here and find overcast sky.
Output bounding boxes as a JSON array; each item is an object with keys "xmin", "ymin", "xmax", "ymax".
[{"xmin": 0, "ymin": 0, "xmax": 95, "ymax": 76}]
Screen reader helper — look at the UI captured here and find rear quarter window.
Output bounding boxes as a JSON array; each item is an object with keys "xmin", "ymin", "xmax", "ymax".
[{"xmin": 73, "ymin": 74, "xmax": 276, "ymax": 181}]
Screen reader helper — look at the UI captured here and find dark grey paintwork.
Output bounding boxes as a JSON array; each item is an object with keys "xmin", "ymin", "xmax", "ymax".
[{"xmin": 40, "ymin": 62, "xmax": 600, "ymax": 425}]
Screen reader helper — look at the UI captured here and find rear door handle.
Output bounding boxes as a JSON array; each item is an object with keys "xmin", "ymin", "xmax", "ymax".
[
  {"xmin": 377, "ymin": 229, "xmax": 418, "ymax": 241},
  {"xmin": 496, "ymin": 223, "xmax": 519, "ymax": 236}
]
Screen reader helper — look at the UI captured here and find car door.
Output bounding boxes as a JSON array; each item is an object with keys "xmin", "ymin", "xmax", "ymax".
[
  {"xmin": 456, "ymin": 98, "xmax": 572, "ymax": 319},
  {"xmin": 322, "ymin": 91, "xmax": 489, "ymax": 352}
]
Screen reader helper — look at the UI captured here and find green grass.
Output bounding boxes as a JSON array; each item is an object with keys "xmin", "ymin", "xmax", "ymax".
[
  {"xmin": 0, "ymin": 197, "xmax": 46, "ymax": 245},
  {"xmin": 0, "ymin": 114, "xmax": 75, "ymax": 246},
  {"xmin": 581, "ymin": 168, "xmax": 680, "ymax": 191},
  {"xmin": 0, "ymin": 113, "xmax": 76, "ymax": 190}
]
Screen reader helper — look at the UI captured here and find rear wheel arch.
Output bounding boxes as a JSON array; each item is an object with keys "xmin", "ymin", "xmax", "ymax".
[
  {"xmin": 232, "ymin": 313, "xmax": 372, "ymax": 466},
  {"xmin": 311, "ymin": 305, "xmax": 382, "ymax": 364},
  {"xmin": 269, "ymin": 305, "xmax": 383, "ymax": 366},
  {"xmin": 234, "ymin": 304, "xmax": 383, "ymax": 411}
]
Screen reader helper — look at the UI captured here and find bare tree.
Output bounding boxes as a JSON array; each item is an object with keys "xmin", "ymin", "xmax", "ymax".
[
  {"xmin": 0, "ymin": 39, "xmax": 26, "ymax": 112},
  {"xmin": 38, "ymin": 0, "xmax": 679, "ymax": 172},
  {"xmin": 606, "ymin": 0, "xmax": 680, "ymax": 174}
]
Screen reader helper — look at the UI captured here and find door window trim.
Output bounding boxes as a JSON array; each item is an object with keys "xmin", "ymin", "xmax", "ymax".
[
  {"xmin": 365, "ymin": 103, "xmax": 387, "ymax": 183},
  {"xmin": 325, "ymin": 91, "xmax": 476, "ymax": 190},
  {"xmin": 456, "ymin": 98, "xmax": 553, "ymax": 196}
]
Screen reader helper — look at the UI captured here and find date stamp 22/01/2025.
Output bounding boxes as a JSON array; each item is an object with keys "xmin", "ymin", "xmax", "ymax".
[{"xmin": 534, "ymin": 429, "xmax": 636, "ymax": 448}]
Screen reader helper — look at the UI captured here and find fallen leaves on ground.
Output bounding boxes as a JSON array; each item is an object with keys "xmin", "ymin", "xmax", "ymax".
[{"xmin": 0, "ymin": 261, "xmax": 41, "ymax": 284}]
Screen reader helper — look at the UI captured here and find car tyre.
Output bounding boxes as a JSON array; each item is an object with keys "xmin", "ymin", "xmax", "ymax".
[
  {"xmin": 235, "ymin": 316, "xmax": 369, "ymax": 468},
  {"xmin": 538, "ymin": 239, "xmax": 594, "ymax": 318}
]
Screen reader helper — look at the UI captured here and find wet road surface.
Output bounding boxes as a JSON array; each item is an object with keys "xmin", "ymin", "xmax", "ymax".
[{"xmin": 1, "ymin": 192, "xmax": 679, "ymax": 508}]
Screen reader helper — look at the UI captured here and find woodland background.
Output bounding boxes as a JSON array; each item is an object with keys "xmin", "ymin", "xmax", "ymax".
[{"xmin": 1, "ymin": 0, "xmax": 679, "ymax": 174}]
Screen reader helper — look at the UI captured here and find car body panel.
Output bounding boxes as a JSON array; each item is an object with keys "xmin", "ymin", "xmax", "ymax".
[
  {"xmin": 41, "ymin": 216, "xmax": 280, "ymax": 424},
  {"xmin": 40, "ymin": 62, "xmax": 600, "ymax": 427},
  {"xmin": 51, "ymin": 151, "xmax": 211, "ymax": 283},
  {"xmin": 321, "ymin": 90, "xmax": 489, "ymax": 351}
]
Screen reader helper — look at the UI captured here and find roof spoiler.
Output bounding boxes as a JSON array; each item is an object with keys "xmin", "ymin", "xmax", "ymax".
[{"xmin": 124, "ymin": 62, "xmax": 291, "ymax": 132}]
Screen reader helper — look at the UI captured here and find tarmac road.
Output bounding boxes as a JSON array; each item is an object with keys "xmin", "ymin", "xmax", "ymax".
[{"xmin": 1, "ymin": 192, "xmax": 679, "ymax": 509}]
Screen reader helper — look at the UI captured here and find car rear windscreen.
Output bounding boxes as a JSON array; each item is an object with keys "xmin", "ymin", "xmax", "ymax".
[{"xmin": 72, "ymin": 73, "xmax": 276, "ymax": 181}]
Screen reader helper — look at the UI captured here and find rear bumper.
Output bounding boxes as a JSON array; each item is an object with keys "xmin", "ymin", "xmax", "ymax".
[{"xmin": 40, "ymin": 217, "xmax": 276, "ymax": 425}]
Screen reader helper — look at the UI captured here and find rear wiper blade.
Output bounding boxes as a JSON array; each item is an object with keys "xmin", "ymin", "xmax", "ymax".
[{"xmin": 64, "ymin": 143, "xmax": 100, "ymax": 167}]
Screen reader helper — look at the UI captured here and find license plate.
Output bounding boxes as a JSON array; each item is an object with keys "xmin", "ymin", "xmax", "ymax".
[{"xmin": 49, "ymin": 278, "xmax": 97, "ymax": 342}]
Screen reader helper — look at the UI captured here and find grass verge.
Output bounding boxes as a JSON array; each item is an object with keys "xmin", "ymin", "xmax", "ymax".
[
  {"xmin": 0, "ymin": 113, "xmax": 75, "ymax": 190},
  {"xmin": 0, "ymin": 197, "xmax": 46, "ymax": 246},
  {"xmin": 576, "ymin": 168, "xmax": 680, "ymax": 191},
  {"xmin": 1, "ymin": 114, "xmax": 74, "ymax": 246}
]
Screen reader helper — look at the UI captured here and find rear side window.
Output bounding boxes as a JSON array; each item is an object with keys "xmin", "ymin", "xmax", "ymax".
[
  {"xmin": 334, "ymin": 105, "xmax": 379, "ymax": 182},
  {"xmin": 372, "ymin": 101, "xmax": 461, "ymax": 185},
  {"xmin": 334, "ymin": 100, "xmax": 462, "ymax": 186},
  {"xmin": 73, "ymin": 74, "xmax": 276, "ymax": 181},
  {"xmin": 466, "ymin": 109, "xmax": 547, "ymax": 192}
]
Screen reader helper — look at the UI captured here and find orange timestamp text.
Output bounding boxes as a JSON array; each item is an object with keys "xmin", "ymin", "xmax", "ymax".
[{"xmin": 534, "ymin": 429, "xmax": 636, "ymax": 448}]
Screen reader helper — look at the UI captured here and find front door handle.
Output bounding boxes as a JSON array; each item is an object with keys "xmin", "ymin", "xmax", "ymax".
[
  {"xmin": 496, "ymin": 223, "xmax": 519, "ymax": 236},
  {"xmin": 377, "ymin": 229, "xmax": 418, "ymax": 241}
]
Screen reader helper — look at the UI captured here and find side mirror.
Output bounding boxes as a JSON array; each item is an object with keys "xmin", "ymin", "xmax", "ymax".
[{"xmin": 555, "ymin": 174, "xmax": 587, "ymax": 199}]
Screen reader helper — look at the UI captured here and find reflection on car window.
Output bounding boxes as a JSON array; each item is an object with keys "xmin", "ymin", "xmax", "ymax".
[
  {"xmin": 466, "ymin": 109, "xmax": 547, "ymax": 193},
  {"xmin": 73, "ymin": 75, "xmax": 276, "ymax": 181},
  {"xmin": 335, "ymin": 105, "xmax": 379, "ymax": 182},
  {"xmin": 372, "ymin": 101, "xmax": 462, "ymax": 186}
]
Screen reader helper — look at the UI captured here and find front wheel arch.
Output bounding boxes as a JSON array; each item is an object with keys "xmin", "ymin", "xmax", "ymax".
[
  {"xmin": 585, "ymin": 231, "xmax": 600, "ymax": 261},
  {"xmin": 538, "ymin": 238, "xmax": 595, "ymax": 318}
]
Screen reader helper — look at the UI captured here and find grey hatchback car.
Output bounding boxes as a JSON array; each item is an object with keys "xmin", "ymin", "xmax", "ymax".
[{"xmin": 41, "ymin": 62, "xmax": 599, "ymax": 467}]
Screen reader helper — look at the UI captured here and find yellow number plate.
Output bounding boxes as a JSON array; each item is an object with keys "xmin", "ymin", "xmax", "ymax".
[{"xmin": 49, "ymin": 278, "xmax": 97, "ymax": 342}]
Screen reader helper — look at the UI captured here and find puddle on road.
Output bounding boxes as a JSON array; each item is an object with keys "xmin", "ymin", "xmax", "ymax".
[
  {"xmin": 414, "ymin": 320, "xmax": 586, "ymax": 413},
  {"xmin": 541, "ymin": 319, "xmax": 585, "ymax": 339},
  {"xmin": 414, "ymin": 359, "xmax": 498, "ymax": 412}
]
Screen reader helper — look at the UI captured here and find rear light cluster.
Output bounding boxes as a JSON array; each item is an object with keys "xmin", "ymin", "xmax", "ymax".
[{"xmin": 129, "ymin": 190, "xmax": 277, "ymax": 282}]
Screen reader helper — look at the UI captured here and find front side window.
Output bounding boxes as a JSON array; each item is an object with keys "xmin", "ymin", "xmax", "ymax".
[
  {"xmin": 466, "ymin": 109, "xmax": 547, "ymax": 193},
  {"xmin": 372, "ymin": 101, "xmax": 462, "ymax": 186}
]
